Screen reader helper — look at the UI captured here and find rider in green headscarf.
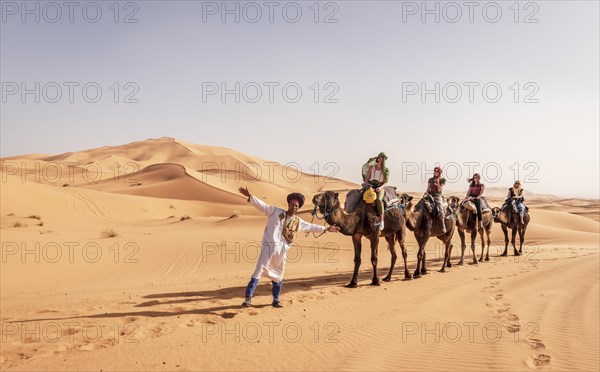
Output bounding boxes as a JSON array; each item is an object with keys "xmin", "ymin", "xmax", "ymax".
[{"xmin": 362, "ymin": 152, "xmax": 390, "ymax": 230}]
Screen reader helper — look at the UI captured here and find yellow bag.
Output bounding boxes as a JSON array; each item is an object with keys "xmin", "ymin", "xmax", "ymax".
[{"xmin": 363, "ymin": 187, "xmax": 377, "ymax": 204}]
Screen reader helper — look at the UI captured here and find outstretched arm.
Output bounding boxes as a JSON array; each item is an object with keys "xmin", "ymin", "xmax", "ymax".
[
  {"xmin": 239, "ymin": 187, "xmax": 277, "ymax": 216},
  {"xmin": 298, "ymin": 219, "xmax": 340, "ymax": 233}
]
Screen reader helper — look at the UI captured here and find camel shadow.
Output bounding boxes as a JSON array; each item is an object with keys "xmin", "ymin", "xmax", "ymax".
[{"xmin": 10, "ymin": 256, "xmax": 462, "ymax": 324}]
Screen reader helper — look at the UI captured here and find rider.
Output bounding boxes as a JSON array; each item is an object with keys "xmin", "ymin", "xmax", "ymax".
[
  {"xmin": 465, "ymin": 173, "xmax": 486, "ymax": 229},
  {"xmin": 506, "ymin": 180, "xmax": 526, "ymax": 224},
  {"xmin": 362, "ymin": 152, "xmax": 389, "ymax": 231},
  {"xmin": 425, "ymin": 166, "xmax": 447, "ymax": 233}
]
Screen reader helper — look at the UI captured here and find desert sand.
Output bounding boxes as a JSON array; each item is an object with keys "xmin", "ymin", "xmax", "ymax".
[{"xmin": 1, "ymin": 138, "xmax": 598, "ymax": 371}]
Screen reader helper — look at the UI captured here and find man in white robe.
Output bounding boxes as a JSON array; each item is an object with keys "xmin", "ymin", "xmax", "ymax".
[{"xmin": 239, "ymin": 187, "xmax": 339, "ymax": 308}]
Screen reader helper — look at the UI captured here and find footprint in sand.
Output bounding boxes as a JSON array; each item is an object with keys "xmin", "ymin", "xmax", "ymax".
[
  {"xmin": 143, "ymin": 322, "xmax": 175, "ymax": 338},
  {"xmin": 524, "ymin": 338, "xmax": 546, "ymax": 350},
  {"xmin": 506, "ymin": 313, "xmax": 520, "ymax": 321},
  {"xmin": 79, "ymin": 338, "xmax": 117, "ymax": 351},
  {"xmin": 525, "ymin": 354, "xmax": 551, "ymax": 369},
  {"xmin": 505, "ymin": 323, "xmax": 521, "ymax": 333}
]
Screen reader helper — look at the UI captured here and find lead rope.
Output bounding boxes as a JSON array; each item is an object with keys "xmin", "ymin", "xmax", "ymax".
[{"xmin": 305, "ymin": 194, "xmax": 330, "ymax": 238}]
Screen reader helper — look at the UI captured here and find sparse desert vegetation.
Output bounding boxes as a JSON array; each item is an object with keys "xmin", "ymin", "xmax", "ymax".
[{"xmin": 101, "ymin": 229, "xmax": 119, "ymax": 238}]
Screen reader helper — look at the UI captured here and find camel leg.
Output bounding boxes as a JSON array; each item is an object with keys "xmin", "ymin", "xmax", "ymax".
[
  {"xmin": 400, "ymin": 240, "xmax": 412, "ymax": 279},
  {"xmin": 457, "ymin": 229, "xmax": 467, "ymax": 265},
  {"xmin": 485, "ymin": 227, "xmax": 491, "ymax": 261},
  {"xmin": 346, "ymin": 234, "xmax": 362, "ymax": 288},
  {"xmin": 383, "ymin": 235, "xmax": 396, "ymax": 282},
  {"xmin": 500, "ymin": 225, "xmax": 509, "ymax": 256},
  {"xmin": 413, "ymin": 236, "xmax": 428, "ymax": 279},
  {"xmin": 440, "ymin": 236, "xmax": 454, "ymax": 272},
  {"xmin": 471, "ymin": 230, "xmax": 478, "ymax": 264},
  {"xmin": 479, "ymin": 227, "xmax": 485, "ymax": 262},
  {"xmin": 421, "ymin": 237, "xmax": 429, "ymax": 275},
  {"xmin": 519, "ymin": 226, "xmax": 527, "ymax": 254},
  {"xmin": 370, "ymin": 236, "xmax": 380, "ymax": 286},
  {"xmin": 511, "ymin": 228, "xmax": 520, "ymax": 256}
]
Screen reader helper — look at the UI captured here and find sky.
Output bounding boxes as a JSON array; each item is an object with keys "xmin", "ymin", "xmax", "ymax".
[{"xmin": 1, "ymin": 0, "xmax": 599, "ymax": 198}]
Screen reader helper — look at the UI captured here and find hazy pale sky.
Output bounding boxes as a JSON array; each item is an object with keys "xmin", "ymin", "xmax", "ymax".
[{"xmin": 1, "ymin": 0, "xmax": 598, "ymax": 197}]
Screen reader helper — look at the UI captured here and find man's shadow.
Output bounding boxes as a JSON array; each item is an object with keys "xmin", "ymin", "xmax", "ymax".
[{"xmin": 9, "ymin": 257, "xmax": 452, "ymax": 324}]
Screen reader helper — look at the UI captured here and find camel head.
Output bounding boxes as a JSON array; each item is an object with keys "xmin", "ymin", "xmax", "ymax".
[
  {"xmin": 446, "ymin": 196, "xmax": 460, "ymax": 212},
  {"xmin": 397, "ymin": 193, "xmax": 413, "ymax": 206},
  {"xmin": 404, "ymin": 194, "xmax": 417, "ymax": 213},
  {"xmin": 491, "ymin": 207, "xmax": 502, "ymax": 221},
  {"xmin": 312, "ymin": 191, "xmax": 340, "ymax": 215}
]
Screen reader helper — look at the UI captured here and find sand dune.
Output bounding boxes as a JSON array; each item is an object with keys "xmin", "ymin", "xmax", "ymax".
[{"xmin": 1, "ymin": 138, "xmax": 598, "ymax": 371}]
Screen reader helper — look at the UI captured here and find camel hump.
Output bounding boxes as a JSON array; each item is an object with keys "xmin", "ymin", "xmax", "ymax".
[{"xmin": 344, "ymin": 189, "xmax": 362, "ymax": 212}]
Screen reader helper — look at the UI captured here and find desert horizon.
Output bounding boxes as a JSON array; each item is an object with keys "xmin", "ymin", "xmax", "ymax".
[{"xmin": 1, "ymin": 137, "xmax": 598, "ymax": 371}]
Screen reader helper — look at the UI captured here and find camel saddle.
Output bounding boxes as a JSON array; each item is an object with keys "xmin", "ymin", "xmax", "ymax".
[
  {"xmin": 419, "ymin": 195, "xmax": 454, "ymax": 219},
  {"xmin": 461, "ymin": 197, "xmax": 491, "ymax": 212},
  {"xmin": 344, "ymin": 186, "xmax": 401, "ymax": 213}
]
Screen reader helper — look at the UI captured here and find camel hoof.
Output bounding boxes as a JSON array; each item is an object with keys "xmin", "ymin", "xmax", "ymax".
[
  {"xmin": 404, "ymin": 272, "xmax": 412, "ymax": 279},
  {"xmin": 456, "ymin": 261, "xmax": 464, "ymax": 266},
  {"xmin": 514, "ymin": 252, "xmax": 521, "ymax": 256},
  {"xmin": 485, "ymin": 256, "xmax": 490, "ymax": 262},
  {"xmin": 447, "ymin": 262, "xmax": 453, "ymax": 268},
  {"xmin": 345, "ymin": 282, "xmax": 357, "ymax": 288},
  {"xmin": 439, "ymin": 268, "xmax": 446, "ymax": 273},
  {"xmin": 413, "ymin": 272, "xmax": 421, "ymax": 279},
  {"xmin": 421, "ymin": 269, "xmax": 428, "ymax": 275},
  {"xmin": 500, "ymin": 252, "xmax": 508, "ymax": 257},
  {"xmin": 370, "ymin": 279, "xmax": 381, "ymax": 286},
  {"xmin": 382, "ymin": 276, "xmax": 391, "ymax": 282}
]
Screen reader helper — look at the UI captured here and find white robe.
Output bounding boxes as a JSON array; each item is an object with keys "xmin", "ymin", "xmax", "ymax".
[{"xmin": 249, "ymin": 195, "xmax": 326, "ymax": 282}]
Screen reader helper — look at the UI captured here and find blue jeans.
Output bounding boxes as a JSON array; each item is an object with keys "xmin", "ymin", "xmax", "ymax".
[{"xmin": 244, "ymin": 278, "xmax": 283, "ymax": 301}]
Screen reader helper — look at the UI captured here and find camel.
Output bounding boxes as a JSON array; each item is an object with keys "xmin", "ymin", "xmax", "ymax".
[
  {"xmin": 449, "ymin": 196, "xmax": 493, "ymax": 264},
  {"xmin": 491, "ymin": 203, "xmax": 530, "ymax": 256},
  {"xmin": 403, "ymin": 194, "xmax": 459, "ymax": 277},
  {"xmin": 311, "ymin": 191, "xmax": 411, "ymax": 287}
]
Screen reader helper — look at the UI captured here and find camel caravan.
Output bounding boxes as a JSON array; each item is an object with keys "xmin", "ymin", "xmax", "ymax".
[
  {"xmin": 239, "ymin": 154, "xmax": 531, "ymax": 307},
  {"xmin": 310, "ymin": 154, "xmax": 531, "ymax": 288}
]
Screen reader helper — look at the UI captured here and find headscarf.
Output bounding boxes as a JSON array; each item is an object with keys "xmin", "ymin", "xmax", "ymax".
[{"xmin": 362, "ymin": 152, "xmax": 390, "ymax": 183}]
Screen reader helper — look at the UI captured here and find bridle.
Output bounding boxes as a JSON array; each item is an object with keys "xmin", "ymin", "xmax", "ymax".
[
  {"xmin": 305, "ymin": 193, "xmax": 339, "ymax": 237},
  {"xmin": 312, "ymin": 192, "xmax": 339, "ymax": 220}
]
